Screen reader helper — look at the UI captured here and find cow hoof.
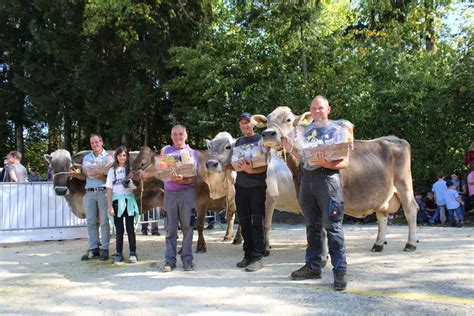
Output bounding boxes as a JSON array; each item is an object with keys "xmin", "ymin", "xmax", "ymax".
[
  {"xmin": 196, "ymin": 246, "xmax": 207, "ymax": 254},
  {"xmin": 223, "ymin": 236, "xmax": 233, "ymax": 242},
  {"xmin": 264, "ymin": 250, "xmax": 270, "ymax": 257},
  {"xmin": 232, "ymin": 238, "xmax": 243, "ymax": 245},
  {"xmin": 178, "ymin": 248, "xmax": 183, "ymax": 255},
  {"xmin": 403, "ymin": 244, "xmax": 416, "ymax": 252},
  {"xmin": 383, "ymin": 241, "xmax": 387, "ymax": 245},
  {"xmin": 371, "ymin": 244, "xmax": 384, "ymax": 252}
]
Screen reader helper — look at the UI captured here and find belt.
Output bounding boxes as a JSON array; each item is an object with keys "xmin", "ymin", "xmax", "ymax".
[{"xmin": 86, "ymin": 187, "xmax": 106, "ymax": 192}]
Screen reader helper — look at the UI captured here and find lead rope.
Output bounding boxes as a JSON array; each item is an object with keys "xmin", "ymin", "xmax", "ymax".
[{"xmin": 267, "ymin": 123, "xmax": 294, "ymax": 164}]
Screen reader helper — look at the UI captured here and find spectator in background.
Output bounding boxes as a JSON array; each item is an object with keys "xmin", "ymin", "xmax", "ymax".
[
  {"xmin": 444, "ymin": 180, "xmax": 464, "ymax": 227},
  {"xmin": 424, "ymin": 191, "xmax": 437, "ymax": 225},
  {"xmin": 28, "ymin": 167, "xmax": 41, "ymax": 182},
  {"xmin": 5, "ymin": 151, "xmax": 28, "ymax": 182},
  {"xmin": 467, "ymin": 164, "xmax": 474, "ymax": 212},
  {"xmin": 451, "ymin": 171, "xmax": 468, "ymax": 213},
  {"xmin": 1, "ymin": 157, "xmax": 9, "ymax": 182},
  {"xmin": 415, "ymin": 192, "xmax": 429, "ymax": 224},
  {"xmin": 47, "ymin": 165, "xmax": 53, "ymax": 181},
  {"xmin": 432, "ymin": 171, "xmax": 448, "ymax": 226}
]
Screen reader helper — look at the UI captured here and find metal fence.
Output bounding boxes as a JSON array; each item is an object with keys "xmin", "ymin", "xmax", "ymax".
[{"xmin": 0, "ymin": 182, "xmax": 87, "ymax": 243}]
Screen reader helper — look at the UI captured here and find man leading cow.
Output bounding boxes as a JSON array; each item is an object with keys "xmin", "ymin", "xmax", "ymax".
[
  {"xmin": 281, "ymin": 96, "xmax": 349, "ymax": 291},
  {"xmin": 72, "ymin": 134, "xmax": 111, "ymax": 262}
]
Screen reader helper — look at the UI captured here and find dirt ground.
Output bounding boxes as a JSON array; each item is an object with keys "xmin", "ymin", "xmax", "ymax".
[{"xmin": 1, "ymin": 223, "xmax": 473, "ymax": 315}]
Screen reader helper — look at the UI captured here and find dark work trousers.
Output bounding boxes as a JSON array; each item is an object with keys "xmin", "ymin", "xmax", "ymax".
[
  {"xmin": 235, "ymin": 185, "xmax": 266, "ymax": 261},
  {"xmin": 299, "ymin": 168, "xmax": 347, "ymax": 274},
  {"xmin": 113, "ymin": 202, "xmax": 136, "ymax": 255}
]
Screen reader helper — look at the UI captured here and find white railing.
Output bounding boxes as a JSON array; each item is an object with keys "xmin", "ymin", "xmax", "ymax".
[{"xmin": 0, "ymin": 182, "xmax": 87, "ymax": 243}]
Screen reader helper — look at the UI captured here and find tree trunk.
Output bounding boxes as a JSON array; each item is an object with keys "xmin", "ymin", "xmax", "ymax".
[
  {"xmin": 64, "ymin": 114, "xmax": 72, "ymax": 153},
  {"xmin": 76, "ymin": 121, "xmax": 81, "ymax": 153},
  {"xmin": 424, "ymin": 1, "xmax": 436, "ymax": 52},
  {"xmin": 143, "ymin": 115, "xmax": 148, "ymax": 146},
  {"xmin": 300, "ymin": 26, "xmax": 308, "ymax": 82},
  {"xmin": 121, "ymin": 134, "xmax": 129, "ymax": 147},
  {"xmin": 15, "ymin": 122, "xmax": 24, "ymax": 156},
  {"xmin": 47, "ymin": 124, "xmax": 61, "ymax": 153}
]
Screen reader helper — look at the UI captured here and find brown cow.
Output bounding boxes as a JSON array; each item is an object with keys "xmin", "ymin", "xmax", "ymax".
[{"xmin": 255, "ymin": 106, "xmax": 418, "ymax": 252}]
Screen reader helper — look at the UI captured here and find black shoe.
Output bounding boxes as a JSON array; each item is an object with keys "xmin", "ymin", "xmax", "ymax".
[
  {"xmin": 142, "ymin": 230, "xmax": 149, "ymax": 236},
  {"xmin": 151, "ymin": 231, "xmax": 160, "ymax": 236},
  {"xmin": 112, "ymin": 254, "xmax": 125, "ymax": 265},
  {"xmin": 245, "ymin": 259, "xmax": 263, "ymax": 272},
  {"xmin": 99, "ymin": 249, "xmax": 109, "ymax": 261},
  {"xmin": 205, "ymin": 224, "xmax": 214, "ymax": 230},
  {"xmin": 183, "ymin": 262, "xmax": 195, "ymax": 271},
  {"xmin": 236, "ymin": 257, "xmax": 252, "ymax": 268},
  {"xmin": 81, "ymin": 248, "xmax": 100, "ymax": 261},
  {"xmin": 290, "ymin": 263, "xmax": 321, "ymax": 280},
  {"xmin": 334, "ymin": 272, "xmax": 347, "ymax": 291},
  {"xmin": 457, "ymin": 222, "xmax": 463, "ymax": 228}
]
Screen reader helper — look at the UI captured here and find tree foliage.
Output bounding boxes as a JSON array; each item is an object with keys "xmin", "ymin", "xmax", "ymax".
[{"xmin": 0, "ymin": 0, "xmax": 472, "ymax": 190}]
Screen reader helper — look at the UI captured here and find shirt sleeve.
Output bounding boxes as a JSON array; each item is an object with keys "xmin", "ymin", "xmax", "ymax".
[{"xmin": 105, "ymin": 168, "xmax": 114, "ymax": 189}]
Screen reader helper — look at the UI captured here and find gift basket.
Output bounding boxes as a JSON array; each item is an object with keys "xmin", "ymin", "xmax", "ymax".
[
  {"xmin": 295, "ymin": 123, "xmax": 352, "ymax": 166},
  {"xmin": 154, "ymin": 151, "xmax": 197, "ymax": 182},
  {"xmin": 231, "ymin": 143, "xmax": 268, "ymax": 171},
  {"xmin": 82, "ymin": 153, "xmax": 114, "ymax": 176}
]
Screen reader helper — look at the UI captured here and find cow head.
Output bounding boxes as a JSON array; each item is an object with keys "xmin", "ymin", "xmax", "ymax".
[
  {"xmin": 126, "ymin": 146, "xmax": 159, "ymax": 189},
  {"xmin": 205, "ymin": 132, "xmax": 235, "ymax": 172},
  {"xmin": 254, "ymin": 106, "xmax": 312, "ymax": 148},
  {"xmin": 44, "ymin": 149, "xmax": 75, "ymax": 195}
]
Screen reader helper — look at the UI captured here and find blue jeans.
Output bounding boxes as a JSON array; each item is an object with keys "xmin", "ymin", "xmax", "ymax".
[
  {"xmin": 83, "ymin": 191, "xmax": 110, "ymax": 250},
  {"xmin": 447, "ymin": 206, "xmax": 464, "ymax": 225}
]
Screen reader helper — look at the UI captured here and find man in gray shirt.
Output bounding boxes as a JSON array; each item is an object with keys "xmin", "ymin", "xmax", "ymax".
[{"xmin": 5, "ymin": 151, "xmax": 28, "ymax": 182}]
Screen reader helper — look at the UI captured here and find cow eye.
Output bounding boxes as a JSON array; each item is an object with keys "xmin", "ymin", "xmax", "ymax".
[
  {"xmin": 286, "ymin": 118, "xmax": 291, "ymax": 122},
  {"xmin": 225, "ymin": 145, "xmax": 231, "ymax": 150}
]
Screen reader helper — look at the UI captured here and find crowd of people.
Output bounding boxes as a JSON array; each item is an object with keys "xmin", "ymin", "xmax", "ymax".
[
  {"xmin": 0, "ymin": 151, "xmax": 43, "ymax": 183},
  {"xmin": 416, "ymin": 168, "xmax": 473, "ymax": 227}
]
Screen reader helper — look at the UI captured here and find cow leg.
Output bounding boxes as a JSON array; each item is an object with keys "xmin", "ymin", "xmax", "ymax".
[
  {"xmin": 263, "ymin": 196, "xmax": 278, "ymax": 256},
  {"xmin": 372, "ymin": 212, "xmax": 388, "ymax": 252},
  {"xmin": 233, "ymin": 224, "xmax": 243, "ymax": 244},
  {"xmin": 196, "ymin": 207, "xmax": 207, "ymax": 253},
  {"xmin": 223, "ymin": 200, "xmax": 236, "ymax": 241},
  {"xmin": 399, "ymin": 195, "xmax": 418, "ymax": 252}
]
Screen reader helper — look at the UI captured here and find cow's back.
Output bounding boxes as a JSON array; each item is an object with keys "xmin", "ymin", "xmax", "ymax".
[{"xmin": 341, "ymin": 136, "xmax": 412, "ymax": 217}]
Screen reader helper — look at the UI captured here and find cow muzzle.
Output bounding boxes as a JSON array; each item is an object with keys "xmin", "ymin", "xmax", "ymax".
[
  {"xmin": 206, "ymin": 159, "xmax": 222, "ymax": 172},
  {"xmin": 54, "ymin": 186, "xmax": 69, "ymax": 196},
  {"xmin": 123, "ymin": 179, "xmax": 138, "ymax": 190},
  {"xmin": 261, "ymin": 129, "xmax": 281, "ymax": 148}
]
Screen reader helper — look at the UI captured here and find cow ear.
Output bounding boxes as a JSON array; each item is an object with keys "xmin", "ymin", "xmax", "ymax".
[
  {"xmin": 72, "ymin": 151, "xmax": 87, "ymax": 166},
  {"xmin": 294, "ymin": 112, "xmax": 312, "ymax": 127},
  {"xmin": 44, "ymin": 154, "xmax": 52, "ymax": 164},
  {"xmin": 205, "ymin": 139, "xmax": 211, "ymax": 150},
  {"xmin": 251, "ymin": 115, "xmax": 267, "ymax": 128}
]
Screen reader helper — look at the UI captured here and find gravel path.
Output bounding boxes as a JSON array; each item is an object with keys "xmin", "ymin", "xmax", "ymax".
[{"xmin": 1, "ymin": 224, "xmax": 473, "ymax": 315}]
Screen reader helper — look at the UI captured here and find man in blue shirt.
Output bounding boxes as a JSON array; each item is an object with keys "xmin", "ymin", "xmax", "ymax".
[{"xmin": 73, "ymin": 134, "xmax": 111, "ymax": 261}]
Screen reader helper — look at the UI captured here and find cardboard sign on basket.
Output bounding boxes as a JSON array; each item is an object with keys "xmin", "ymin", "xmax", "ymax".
[
  {"xmin": 155, "ymin": 151, "xmax": 197, "ymax": 182},
  {"xmin": 231, "ymin": 144, "xmax": 268, "ymax": 172}
]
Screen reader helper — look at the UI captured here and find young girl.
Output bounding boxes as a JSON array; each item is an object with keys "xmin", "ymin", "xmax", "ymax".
[{"xmin": 106, "ymin": 146, "xmax": 140, "ymax": 265}]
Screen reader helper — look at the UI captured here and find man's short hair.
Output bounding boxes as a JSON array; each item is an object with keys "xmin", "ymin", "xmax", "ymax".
[
  {"xmin": 172, "ymin": 124, "xmax": 187, "ymax": 133},
  {"xmin": 446, "ymin": 180, "xmax": 454, "ymax": 188},
  {"xmin": 8, "ymin": 151, "xmax": 22, "ymax": 161},
  {"xmin": 312, "ymin": 95, "xmax": 329, "ymax": 107},
  {"xmin": 436, "ymin": 171, "xmax": 444, "ymax": 178},
  {"xmin": 89, "ymin": 133, "xmax": 103, "ymax": 141}
]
